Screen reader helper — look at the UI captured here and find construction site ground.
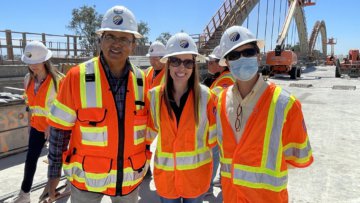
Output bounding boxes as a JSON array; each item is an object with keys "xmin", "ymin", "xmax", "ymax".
[{"xmin": 0, "ymin": 65, "xmax": 359, "ymax": 203}]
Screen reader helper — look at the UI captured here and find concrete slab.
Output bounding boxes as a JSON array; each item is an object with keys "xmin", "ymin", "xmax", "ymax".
[{"xmin": 1, "ymin": 65, "xmax": 359, "ymax": 202}]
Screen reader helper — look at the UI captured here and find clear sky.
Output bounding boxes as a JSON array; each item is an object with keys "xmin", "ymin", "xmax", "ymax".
[{"xmin": 0, "ymin": 0, "xmax": 359, "ymax": 55}]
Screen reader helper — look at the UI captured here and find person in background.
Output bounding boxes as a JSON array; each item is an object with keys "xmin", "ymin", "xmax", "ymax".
[
  {"xmin": 46, "ymin": 5, "xmax": 150, "ymax": 203},
  {"xmin": 145, "ymin": 41, "xmax": 166, "ymax": 89},
  {"xmin": 6, "ymin": 41, "xmax": 64, "ymax": 203},
  {"xmin": 215, "ymin": 25, "xmax": 313, "ymax": 203},
  {"xmin": 146, "ymin": 32, "xmax": 217, "ymax": 203},
  {"xmin": 203, "ymin": 45, "xmax": 235, "ymax": 196}
]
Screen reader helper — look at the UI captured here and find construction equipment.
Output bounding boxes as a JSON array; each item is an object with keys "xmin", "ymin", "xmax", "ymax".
[
  {"xmin": 325, "ymin": 38, "xmax": 336, "ymax": 66},
  {"xmin": 335, "ymin": 49, "xmax": 360, "ymax": 78},
  {"xmin": 262, "ymin": 0, "xmax": 315, "ymax": 79}
]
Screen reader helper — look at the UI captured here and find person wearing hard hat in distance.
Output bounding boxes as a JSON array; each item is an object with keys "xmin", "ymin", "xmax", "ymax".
[
  {"xmin": 145, "ymin": 41, "xmax": 166, "ymax": 88},
  {"xmin": 5, "ymin": 41, "xmax": 64, "ymax": 203},
  {"xmin": 146, "ymin": 32, "xmax": 217, "ymax": 203},
  {"xmin": 203, "ymin": 45, "xmax": 235, "ymax": 196},
  {"xmin": 46, "ymin": 5, "xmax": 150, "ymax": 203},
  {"xmin": 216, "ymin": 25, "xmax": 314, "ymax": 203}
]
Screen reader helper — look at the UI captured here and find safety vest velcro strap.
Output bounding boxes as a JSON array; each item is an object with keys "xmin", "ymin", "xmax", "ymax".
[
  {"xmin": 80, "ymin": 126, "xmax": 108, "ymax": 147},
  {"xmin": 233, "ymin": 166, "xmax": 288, "ymax": 192},
  {"xmin": 49, "ymin": 99, "xmax": 76, "ymax": 127},
  {"xmin": 30, "ymin": 106, "xmax": 48, "ymax": 117}
]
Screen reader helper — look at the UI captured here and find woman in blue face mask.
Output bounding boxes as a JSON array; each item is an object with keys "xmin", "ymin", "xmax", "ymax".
[{"xmin": 215, "ymin": 26, "xmax": 314, "ymax": 203}]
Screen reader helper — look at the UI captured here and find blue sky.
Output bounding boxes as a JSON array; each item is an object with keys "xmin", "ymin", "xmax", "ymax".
[{"xmin": 1, "ymin": 0, "xmax": 359, "ymax": 55}]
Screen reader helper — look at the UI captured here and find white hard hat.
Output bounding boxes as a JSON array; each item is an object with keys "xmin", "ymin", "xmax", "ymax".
[
  {"xmin": 219, "ymin": 26, "xmax": 264, "ymax": 66},
  {"xmin": 146, "ymin": 41, "xmax": 166, "ymax": 57},
  {"xmin": 21, "ymin": 41, "xmax": 52, "ymax": 64},
  {"xmin": 96, "ymin": 5, "xmax": 142, "ymax": 38},
  {"xmin": 160, "ymin": 32, "xmax": 205, "ymax": 63},
  {"xmin": 207, "ymin": 45, "xmax": 221, "ymax": 60}
]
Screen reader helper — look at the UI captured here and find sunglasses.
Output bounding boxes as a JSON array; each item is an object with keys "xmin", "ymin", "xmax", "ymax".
[
  {"xmin": 168, "ymin": 57, "xmax": 195, "ymax": 69},
  {"xmin": 225, "ymin": 48, "xmax": 258, "ymax": 61}
]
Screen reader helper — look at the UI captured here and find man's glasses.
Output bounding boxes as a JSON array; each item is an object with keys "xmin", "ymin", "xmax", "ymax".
[
  {"xmin": 208, "ymin": 59, "xmax": 220, "ymax": 65},
  {"xmin": 103, "ymin": 34, "xmax": 133, "ymax": 46},
  {"xmin": 226, "ymin": 48, "xmax": 258, "ymax": 61},
  {"xmin": 168, "ymin": 57, "xmax": 195, "ymax": 69}
]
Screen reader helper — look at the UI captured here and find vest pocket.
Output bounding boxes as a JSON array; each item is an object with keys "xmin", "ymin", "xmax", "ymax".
[{"xmin": 133, "ymin": 109, "xmax": 147, "ymax": 145}]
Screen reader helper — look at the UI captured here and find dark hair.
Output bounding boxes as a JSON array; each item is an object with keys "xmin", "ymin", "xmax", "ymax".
[
  {"xmin": 27, "ymin": 60, "xmax": 62, "ymax": 92},
  {"xmin": 163, "ymin": 55, "xmax": 200, "ymax": 124}
]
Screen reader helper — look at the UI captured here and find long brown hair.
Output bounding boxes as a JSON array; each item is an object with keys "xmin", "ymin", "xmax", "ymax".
[
  {"xmin": 26, "ymin": 60, "xmax": 62, "ymax": 92},
  {"xmin": 163, "ymin": 55, "xmax": 201, "ymax": 125}
]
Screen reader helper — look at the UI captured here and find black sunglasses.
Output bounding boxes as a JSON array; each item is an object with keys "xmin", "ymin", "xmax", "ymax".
[
  {"xmin": 168, "ymin": 57, "xmax": 195, "ymax": 69},
  {"xmin": 225, "ymin": 48, "xmax": 258, "ymax": 61}
]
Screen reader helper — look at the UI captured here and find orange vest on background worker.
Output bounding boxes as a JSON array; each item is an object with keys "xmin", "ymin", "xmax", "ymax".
[
  {"xmin": 216, "ymin": 83, "xmax": 313, "ymax": 203},
  {"xmin": 24, "ymin": 74, "xmax": 62, "ymax": 132},
  {"xmin": 146, "ymin": 85, "xmax": 217, "ymax": 199},
  {"xmin": 47, "ymin": 57, "xmax": 149, "ymax": 196},
  {"xmin": 145, "ymin": 66, "xmax": 165, "ymax": 88},
  {"xmin": 209, "ymin": 69, "xmax": 234, "ymax": 96}
]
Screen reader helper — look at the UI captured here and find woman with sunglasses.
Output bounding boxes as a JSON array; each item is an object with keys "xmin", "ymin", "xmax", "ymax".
[
  {"xmin": 6, "ymin": 41, "xmax": 63, "ymax": 203},
  {"xmin": 146, "ymin": 32, "xmax": 217, "ymax": 203},
  {"xmin": 216, "ymin": 26, "xmax": 314, "ymax": 203}
]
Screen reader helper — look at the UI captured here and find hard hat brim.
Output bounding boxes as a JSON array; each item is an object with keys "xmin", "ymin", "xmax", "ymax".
[
  {"xmin": 96, "ymin": 28, "xmax": 143, "ymax": 39},
  {"xmin": 219, "ymin": 39, "xmax": 265, "ymax": 66},
  {"xmin": 21, "ymin": 50, "xmax": 53, "ymax": 65},
  {"xmin": 160, "ymin": 51, "xmax": 206, "ymax": 63}
]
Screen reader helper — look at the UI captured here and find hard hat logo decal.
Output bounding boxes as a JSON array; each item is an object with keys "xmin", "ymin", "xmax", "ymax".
[
  {"xmin": 113, "ymin": 15, "xmax": 123, "ymax": 25},
  {"xmin": 113, "ymin": 8, "xmax": 124, "ymax": 14},
  {"xmin": 180, "ymin": 40, "xmax": 189, "ymax": 48},
  {"xmin": 229, "ymin": 32, "xmax": 240, "ymax": 42},
  {"xmin": 25, "ymin": 52, "xmax": 32, "ymax": 58}
]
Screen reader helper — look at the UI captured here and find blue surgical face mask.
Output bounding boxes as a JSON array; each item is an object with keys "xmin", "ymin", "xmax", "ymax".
[{"xmin": 229, "ymin": 56, "xmax": 259, "ymax": 81}]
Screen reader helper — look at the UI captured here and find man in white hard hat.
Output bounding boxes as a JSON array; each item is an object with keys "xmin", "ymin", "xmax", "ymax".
[
  {"xmin": 46, "ymin": 5, "xmax": 150, "ymax": 203},
  {"xmin": 145, "ymin": 41, "xmax": 166, "ymax": 88},
  {"xmin": 215, "ymin": 25, "xmax": 313, "ymax": 203}
]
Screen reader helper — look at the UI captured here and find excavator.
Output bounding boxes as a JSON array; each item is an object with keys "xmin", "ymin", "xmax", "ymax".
[
  {"xmin": 335, "ymin": 49, "xmax": 360, "ymax": 78},
  {"xmin": 262, "ymin": 0, "xmax": 315, "ymax": 79}
]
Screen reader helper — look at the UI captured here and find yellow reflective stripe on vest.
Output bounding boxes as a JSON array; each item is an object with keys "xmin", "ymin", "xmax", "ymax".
[
  {"xmin": 29, "ymin": 106, "xmax": 47, "ymax": 117},
  {"xmin": 232, "ymin": 87, "xmax": 294, "ymax": 192},
  {"xmin": 195, "ymin": 85, "xmax": 210, "ymax": 149},
  {"xmin": 63, "ymin": 162, "xmax": 116, "ymax": 192},
  {"xmin": 284, "ymin": 137, "xmax": 312, "ymax": 164},
  {"xmin": 48, "ymin": 99, "xmax": 76, "ymax": 127},
  {"xmin": 132, "ymin": 64, "xmax": 145, "ymax": 111},
  {"xmin": 80, "ymin": 58, "xmax": 102, "ymax": 108},
  {"xmin": 80, "ymin": 126, "xmax": 108, "ymax": 147},
  {"xmin": 233, "ymin": 164, "xmax": 288, "ymax": 192},
  {"xmin": 134, "ymin": 125, "xmax": 146, "ymax": 145},
  {"xmin": 123, "ymin": 160, "xmax": 149, "ymax": 186},
  {"xmin": 208, "ymin": 123, "xmax": 217, "ymax": 145},
  {"xmin": 220, "ymin": 158, "xmax": 232, "ymax": 178}
]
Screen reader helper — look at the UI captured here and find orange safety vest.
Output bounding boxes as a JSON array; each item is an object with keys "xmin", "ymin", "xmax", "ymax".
[
  {"xmin": 146, "ymin": 85, "xmax": 217, "ymax": 198},
  {"xmin": 47, "ymin": 57, "xmax": 149, "ymax": 196},
  {"xmin": 216, "ymin": 83, "xmax": 313, "ymax": 203},
  {"xmin": 209, "ymin": 70, "xmax": 234, "ymax": 96},
  {"xmin": 24, "ymin": 74, "xmax": 62, "ymax": 132},
  {"xmin": 145, "ymin": 66, "xmax": 165, "ymax": 88}
]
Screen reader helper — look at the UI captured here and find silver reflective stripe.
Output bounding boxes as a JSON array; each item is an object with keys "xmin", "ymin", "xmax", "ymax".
[
  {"xmin": 196, "ymin": 85, "xmax": 210, "ymax": 148},
  {"xmin": 284, "ymin": 140, "xmax": 312, "ymax": 159},
  {"xmin": 208, "ymin": 125, "xmax": 217, "ymax": 142},
  {"xmin": 149, "ymin": 88, "xmax": 158, "ymax": 130},
  {"xmin": 266, "ymin": 89, "xmax": 290, "ymax": 170},
  {"xmin": 146, "ymin": 128, "xmax": 157, "ymax": 142},
  {"xmin": 176, "ymin": 150, "xmax": 211, "ymax": 166},
  {"xmin": 50, "ymin": 103, "xmax": 76, "ymax": 124},
  {"xmin": 123, "ymin": 161, "xmax": 149, "ymax": 183},
  {"xmin": 85, "ymin": 62, "xmax": 97, "ymax": 108},
  {"xmin": 216, "ymin": 91, "xmax": 225, "ymax": 146},
  {"xmin": 220, "ymin": 163, "xmax": 231, "ymax": 173},
  {"xmin": 132, "ymin": 65, "xmax": 144, "ymax": 106},
  {"xmin": 30, "ymin": 106, "xmax": 47, "ymax": 116},
  {"xmin": 155, "ymin": 155, "xmax": 174, "ymax": 167},
  {"xmin": 82, "ymin": 131, "xmax": 108, "ymax": 143},
  {"xmin": 233, "ymin": 168, "xmax": 287, "ymax": 187}
]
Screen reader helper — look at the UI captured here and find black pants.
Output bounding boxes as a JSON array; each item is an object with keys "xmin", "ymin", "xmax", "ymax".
[{"xmin": 21, "ymin": 127, "xmax": 46, "ymax": 193}]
